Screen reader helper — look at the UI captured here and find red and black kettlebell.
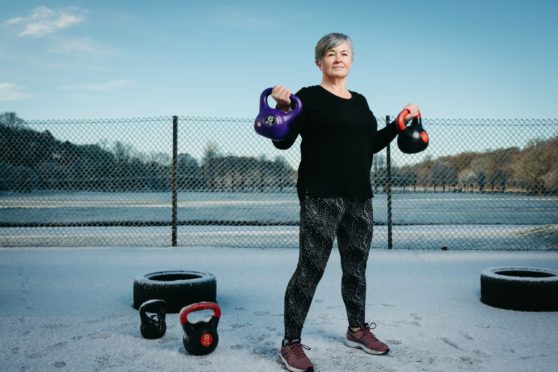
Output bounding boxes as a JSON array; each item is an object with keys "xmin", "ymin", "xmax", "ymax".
[
  {"xmin": 139, "ymin": 299, "xmax": 167, "ymax": 339},
  {"xmin": 179, "ymin": 301, "xmax": 221, "ymax": 356},
  {"xmin": 396, "ymin": 109, "xmax": 429, "ymax": 154},
  {"xmin": 254, "ymin": 87, "xmax": 302, "ymax": 141}
]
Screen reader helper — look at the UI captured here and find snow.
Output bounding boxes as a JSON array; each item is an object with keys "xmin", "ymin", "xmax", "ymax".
[
  {"xmin": 481, "ymin": 266, "xmax": 558, "ymax": 282},
  {"xmin": 2, "ymin": 191, "xmax": 557, "ymax": 250},
  {"xmin": 2, "ymin": 224, "xmax": 556, "ymax": 250},
  {"xmin": 1, "ymin": 246, "xmax": 558, "ymax": 371}
]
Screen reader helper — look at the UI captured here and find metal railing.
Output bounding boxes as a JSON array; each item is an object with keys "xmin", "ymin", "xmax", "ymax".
[{"xmin": 1, "ymin": 112, "xmax": 557, "ymax": 250}]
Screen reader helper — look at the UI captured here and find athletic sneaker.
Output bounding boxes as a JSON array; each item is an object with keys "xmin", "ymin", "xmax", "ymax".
[
  {"xmin": 279, "ymin": 339, "xmax": 314, "ymax": 372},
  {"xmin": 344, "ymin": 323, "xmax": 390, "ymax": 355}
]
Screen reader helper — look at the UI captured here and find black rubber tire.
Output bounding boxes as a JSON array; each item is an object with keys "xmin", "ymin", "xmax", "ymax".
[
  {"xmin": 480, "ymin": 267, "xmax": 558, "ymax": 311},
  {"xmin": 133, "ymin": 270, "xmax": 217, "ymax": 313}
]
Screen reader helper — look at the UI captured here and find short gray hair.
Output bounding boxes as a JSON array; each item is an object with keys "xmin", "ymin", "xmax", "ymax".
[{"xmin": 315, "ymin": 32, "xmax": 354, "ymax": 61}]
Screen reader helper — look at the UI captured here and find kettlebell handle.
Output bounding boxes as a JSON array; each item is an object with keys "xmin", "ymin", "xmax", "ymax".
[
  {"xmin": 179, "ymin": 301, "xmax": 221, "ymax": 325},
  {"xmin": 139, "ymin": 299, "xmax": 166, "ymax": 323},
  {"xmin": 396, "ymin": 108, "xmax": 421, "ymax": 132},
  {"xmin": 260, "ymin": 87, "xmax": 302, "ymax": 120}
]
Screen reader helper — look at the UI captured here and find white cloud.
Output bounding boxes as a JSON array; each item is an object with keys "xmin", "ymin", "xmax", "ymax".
[
  {"xmin": 5, "ymin": 16, "xmax": 25, "ymax": 25},
  {"xmin": 4, "ymin": 6, "xmax": 85, "ymax": 38},
  {"xmin": 60, "ymin": 79, "xmax": 133, "ymax": 93},
  {"xmin": 49, "ymin": 37, "xmax": 116, "ymax": 58},
  {"xmin": 0, "ymin": 83, "xmax": 31, "ymax": 101}
]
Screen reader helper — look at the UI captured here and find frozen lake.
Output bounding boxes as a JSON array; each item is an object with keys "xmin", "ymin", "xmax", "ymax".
[
  {"xmin": 1, "ymin": 191, "xmax": 556, "ymax": 225},
  {"xmin": 1, "ymin": 192, "xmax": 557, "ymax": 249}
]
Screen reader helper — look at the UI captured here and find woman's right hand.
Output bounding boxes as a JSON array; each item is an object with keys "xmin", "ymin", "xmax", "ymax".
[{"xmin": 271, "ymin": 85, "xmax": 292, "ymax": 112}]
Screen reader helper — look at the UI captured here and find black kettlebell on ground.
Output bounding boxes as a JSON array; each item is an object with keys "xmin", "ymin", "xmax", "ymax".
[
  {"xmin": 139, "ymin": 299, "xmax": 167, "ymax": 339},
  {"xmin": 396, "ymin": 109, "xmax": 429, "ymax": 154},
  {"xmin": 179, "ymin": 301, "xmax": 221, "ymax": 356}
]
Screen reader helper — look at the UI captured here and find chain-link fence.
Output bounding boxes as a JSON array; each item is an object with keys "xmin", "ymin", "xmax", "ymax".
[{"xmin": 1, "ymin": 112, "xmax": 557, "ymax": 250}]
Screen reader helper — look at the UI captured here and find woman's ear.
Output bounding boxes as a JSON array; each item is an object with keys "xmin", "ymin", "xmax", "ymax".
[{"xmin": 315, "ymin": 60, "xmax": 322, "ymax": 70}]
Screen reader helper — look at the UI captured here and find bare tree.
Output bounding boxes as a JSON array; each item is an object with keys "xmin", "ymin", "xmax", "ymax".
[{"xmin": 0, "ymin": 112, "xmax": 26, "ymax": 128}]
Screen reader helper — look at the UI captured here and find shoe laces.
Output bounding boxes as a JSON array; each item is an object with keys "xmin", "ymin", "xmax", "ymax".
[
  {"xmin": 352, "ymin": 322, "xmax": 377, "ymax": 331},
  {"xmin": 361, "ymin": 322, "xmax": 379, "ymax": 341},
  {"xmin": 287, "ymin": 342, "xmax": 311, "ymax": 358}
]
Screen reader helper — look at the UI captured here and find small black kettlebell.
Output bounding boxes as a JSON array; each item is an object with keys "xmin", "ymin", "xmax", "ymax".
[
  {"xmin": 139, "ymin": 299, "xmax": 167, "ymax": 339},
  {"xmin": 396, "ymin": 109, "xmax": 429, "ymax": 154},
  {"xmin": 179, "ymin": 301, "xmax": 221, "ymax": 356}
]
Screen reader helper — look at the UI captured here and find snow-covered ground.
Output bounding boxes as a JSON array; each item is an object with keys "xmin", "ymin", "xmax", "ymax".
[
  {"xmin": 2, "ymin": 191, "xmax": 557, "ymax": 249},
  {"xmin": 1, "ymin": 246, "xmax": 557, "ymax": 371},
  {"xmin": 2, "ymin": 191, "xmax": 557, "ymax": 226},
  {"xmin": 2, "ymin": 224, "xmax": 556, "ymax": 251}
]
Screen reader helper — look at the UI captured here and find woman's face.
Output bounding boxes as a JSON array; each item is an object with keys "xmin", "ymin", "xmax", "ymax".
[{"xmin": 317, "ymin": 41, "xmax": 353, "ymax": 79}]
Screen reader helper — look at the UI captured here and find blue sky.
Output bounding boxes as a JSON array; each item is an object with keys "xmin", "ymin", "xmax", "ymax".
[{"xmin": 1, "ymin": 0, "xmax": 557, "ymax": 120}]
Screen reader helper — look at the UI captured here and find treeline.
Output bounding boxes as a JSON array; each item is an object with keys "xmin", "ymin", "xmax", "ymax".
[
  {"xmin": 1, "ymin": 112, "xmax": 556, "ymax": 194},
  {"xmin": 390, "ymin": 136, "xmax": 558, "ymax": 194},
  {"xmin": 0, "ymin": 113, "xmax": 295, "ymax": 192}
]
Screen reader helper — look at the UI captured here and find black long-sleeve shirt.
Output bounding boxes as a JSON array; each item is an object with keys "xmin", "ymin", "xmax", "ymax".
[{"xmin": 273, "ymin": 85, "xmax": 398, "ymax": 199}]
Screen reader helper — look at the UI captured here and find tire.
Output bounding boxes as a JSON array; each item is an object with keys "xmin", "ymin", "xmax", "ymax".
[
  {"xmin": 480, "ymin": 267, "xmax": 558, "ymax": 311},
  {"xmin": 133, "ymin": 270, "xmax": 217, "ymax": 313}
]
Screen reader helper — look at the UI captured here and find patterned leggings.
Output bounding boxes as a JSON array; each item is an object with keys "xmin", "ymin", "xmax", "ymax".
[{"xmin": 284, "ymin": 196, "xmax": 373, "ymax": 341}]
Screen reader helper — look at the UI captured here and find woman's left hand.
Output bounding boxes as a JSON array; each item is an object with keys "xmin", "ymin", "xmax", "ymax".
[{"xmin": 402, "ymin": 103, "xmax": 420, "ymax": 122}]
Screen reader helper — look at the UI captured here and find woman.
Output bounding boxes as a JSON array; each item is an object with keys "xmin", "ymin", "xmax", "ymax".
[{"xmin": 271, "ymin": 32, "xmax": 420, "ymax": 372}]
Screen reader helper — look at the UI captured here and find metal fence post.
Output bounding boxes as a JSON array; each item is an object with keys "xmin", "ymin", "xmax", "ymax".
[
  {"xmin": 172, "ymin": 115, "xmax": 178, "ymax": 247},
  {"xmin": 386, "ymin": 115, "xmax": 393, "ymax": 249}
]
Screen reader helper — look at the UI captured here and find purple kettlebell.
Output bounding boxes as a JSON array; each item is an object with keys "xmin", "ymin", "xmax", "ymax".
[{"xmin": 254, "ymin": 87, "xmax": 302, "ymax": 141}]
